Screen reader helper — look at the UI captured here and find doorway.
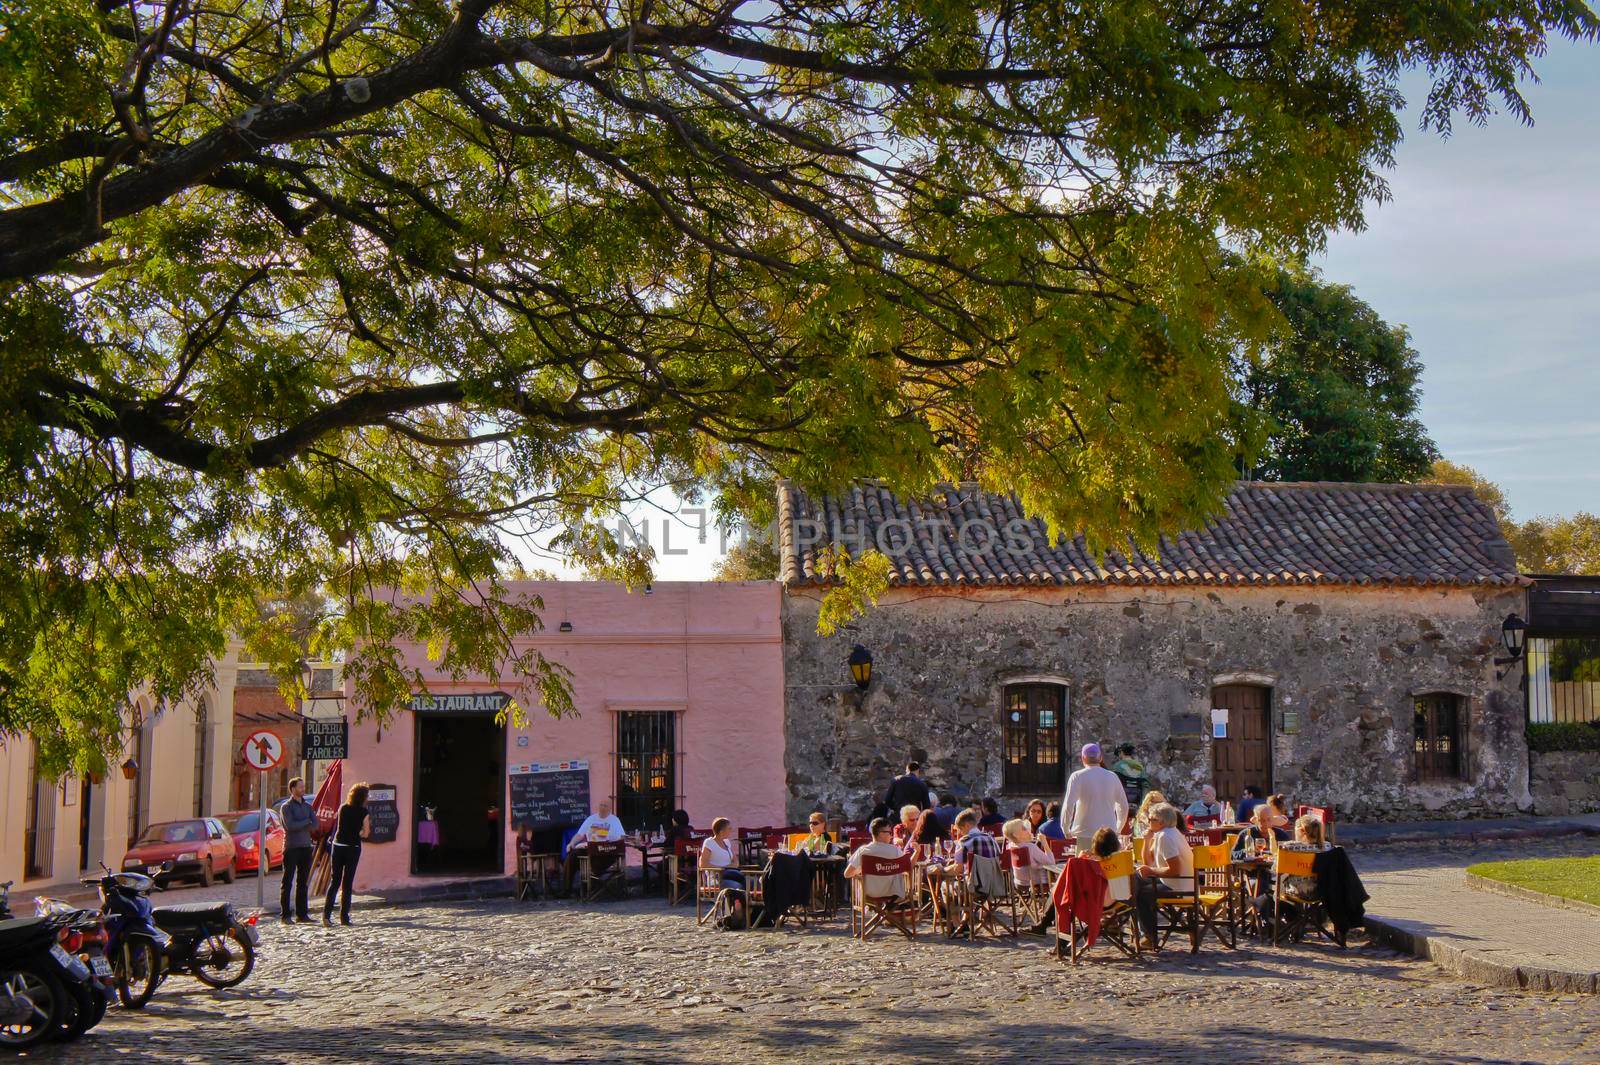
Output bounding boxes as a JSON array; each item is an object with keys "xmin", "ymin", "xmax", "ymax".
[
  {"xmin": 1210, "ymin": 684, "xmax": 1272, "ymax": 804},
  {"xmin": 78, "ymin": 779, "xmax": 94, "ymax": 871},
  {"xmin": 413, "ymin": 713, "xmax": 505, "ymax": 876}
]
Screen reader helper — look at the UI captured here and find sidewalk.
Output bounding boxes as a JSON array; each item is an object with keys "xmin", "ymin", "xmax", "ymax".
[
  {"xmin": 1356, "ymin": 826, "xmax": 1600, "ymax": 994},
  {"xmin": 1339, "ymin": 811, "xmax": 1600, "ymax": 846}
]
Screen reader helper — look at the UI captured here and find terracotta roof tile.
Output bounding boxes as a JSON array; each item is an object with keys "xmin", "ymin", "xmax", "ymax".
[{"xmin": 778, "ymin": 481, "xmax": 1523, "ymax": 589}]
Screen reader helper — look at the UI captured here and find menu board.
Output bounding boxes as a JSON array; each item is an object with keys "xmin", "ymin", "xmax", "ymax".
[
  {"xmin": 508, "ymin": 761, "xmax": 590, "ymax": 831},
  {"xmin": 365, "ymin": 784, "xmax": 400, "ymax": 844},
  {"xmin": 302, "ymin": 717, "xmax": 348, "ymax": 760}
]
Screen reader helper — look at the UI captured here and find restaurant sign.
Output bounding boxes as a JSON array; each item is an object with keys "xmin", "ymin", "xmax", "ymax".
[{"xmin": 408, "ymin": 691, "xmax": 513, "ymax": 715}]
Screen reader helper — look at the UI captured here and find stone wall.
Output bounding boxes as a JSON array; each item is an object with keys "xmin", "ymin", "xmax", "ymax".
[
  {"xmin": 1529, "ymin": 749, "xmax": 1600, "ymax": 815},
  {"xmin": 782, "ymin": 584, "xmax": 1529, "ymax": 822}
]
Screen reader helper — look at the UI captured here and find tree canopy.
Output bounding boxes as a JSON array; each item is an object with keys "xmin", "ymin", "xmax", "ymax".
[
  {"xmin": 1241, "ymin": 266, "xmax": 1438, "ymax": 483},
  {"xmin": 1427, "ymin": 460, "xmax": 1600, "ymax": 575},
  {"xmin": 2, "ymin": 0, "xmax": 1595, "ymax": 773}
]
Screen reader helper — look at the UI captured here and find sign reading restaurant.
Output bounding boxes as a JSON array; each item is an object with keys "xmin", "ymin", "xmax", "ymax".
[{"xmin": 408, "ymin": 691, "xmax": 514, "ymax": 714}]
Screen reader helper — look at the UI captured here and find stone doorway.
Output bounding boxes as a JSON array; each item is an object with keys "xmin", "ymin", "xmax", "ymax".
[{"xmin": 1210, "ymin": 684, "xmax": 1272, "ymax": 804}]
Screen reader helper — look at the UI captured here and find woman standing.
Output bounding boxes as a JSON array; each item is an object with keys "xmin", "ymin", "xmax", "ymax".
[{"xmin": 323, "ymin": 783, "xmax": 371, "ymax": 927}]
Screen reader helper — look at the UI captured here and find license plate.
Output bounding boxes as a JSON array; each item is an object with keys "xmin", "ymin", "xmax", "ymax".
[
  {"xmin": 49, "ymin": 943, "xmax": 88, "ymax": 980},
  {"xmin": 90, "ymin": 956, "xmax": 112, "ymax": 977}
]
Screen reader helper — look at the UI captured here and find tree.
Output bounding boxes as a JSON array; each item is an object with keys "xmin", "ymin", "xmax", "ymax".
[
  {"xmin": 1425, "ymin": 460, "xmax": 1600, "ymax": 575},
  {"xmin": 3, "ymin": 0, "xmax": 1594, "ymax": 773},
  {"xmin": 712, "ymin": 538, "xmax": 780, "ymax": 582},
  {"xmin": 1241, "ymin": 266, "xmax": 1438, "ymax": 482}
]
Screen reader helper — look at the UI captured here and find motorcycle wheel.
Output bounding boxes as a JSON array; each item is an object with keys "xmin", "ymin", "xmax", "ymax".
[
  {"xmin": 0, "ymin": 967, "xmax": 64, "ymax": 1050},
  {"xmin": 114, "ymin": 940, "xmax": 160, "ymax": 1009},
  {"xmin": 54, "ymin": 976, "xmax": 93, "ymax": 1040},
  {"xmin": 191, "ymin": 928, "xmax": 255, "ymax": 989}
]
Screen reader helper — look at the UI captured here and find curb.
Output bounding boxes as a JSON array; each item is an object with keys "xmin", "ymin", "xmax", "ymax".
[
  {"xmin": 1464, "ymin": 872, "xmax": 1600, "ymax": 919},
  {"xmin": 1362, "ymin": 915, "xmax": 1600, "ymax": 995}
]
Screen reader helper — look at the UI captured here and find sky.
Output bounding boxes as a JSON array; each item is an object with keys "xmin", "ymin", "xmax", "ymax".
[
  {"xmin": 1317, "ymin": 36, "xmax": 1599, "ymax": 522},
  {"xmin": 525, "ymin": 36, "xmax": 1600, "ymax": 582}
]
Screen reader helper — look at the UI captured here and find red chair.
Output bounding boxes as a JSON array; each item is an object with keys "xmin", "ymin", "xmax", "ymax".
[
  {"xmin": 840, "ymin": 820, "xmax": 869, "ymax": 836},
  {"xmin": 1185, "ymin": 813, "xmax": 1220, "ymax": 831},
  {"xmin": 667, "ymin": 832, "xmax": 712, "ymax": 904},
  {"xmin": 737, "ymin": 826, "xmax": 769, "ymax": 864},
  {"xmin": 1296, "ymin": 805, "xmax": 1336, "ymax": 842},
  {"xmin": 846, "ymin": 832, "xmax": 871, "ymax": 852},
  {"xmin": 852, "ymin": 851, "xmax": 919, "ymax": 940},
  {"xmin": 1042, "ymin": 836, "xmax": 1072, "ymax": 862}
]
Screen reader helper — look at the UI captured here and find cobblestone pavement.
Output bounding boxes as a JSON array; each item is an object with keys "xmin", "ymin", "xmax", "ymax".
[{"xmin": 25, "ymin": 840, "xmax": 1600, "ymax": 1064}]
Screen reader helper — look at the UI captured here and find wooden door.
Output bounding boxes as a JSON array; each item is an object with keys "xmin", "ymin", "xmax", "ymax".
[{"xmin": 1209, "ymin": 685, "xmax": 1272, "ymax": 805}]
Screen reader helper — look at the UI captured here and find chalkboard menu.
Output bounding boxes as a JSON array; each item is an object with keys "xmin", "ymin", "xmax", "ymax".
[
  {"xmin": 366, "ymin": 784, "xmax": 400, "ymax": 844},
  {"xmin": 302, "ymin": 717, "xmax": 348, "ymax": 760},
  {"xmin": 508, "ymin": 761, "xmax": 590, "ymax": 831}
]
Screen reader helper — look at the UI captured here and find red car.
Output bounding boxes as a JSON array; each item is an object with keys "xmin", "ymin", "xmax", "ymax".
[
  {"xmin": 218, "ymin": 809, "xmax": 286, "ymax": 875},
  {"xmin": 122, "ymin": 817, "xmax": 238, "ymax": 886}
]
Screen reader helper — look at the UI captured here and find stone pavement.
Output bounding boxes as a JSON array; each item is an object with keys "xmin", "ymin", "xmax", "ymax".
[
  {"xmin": 19, "ymin": 837, "xmax": 1600, "ymax": 1065},
  {"xmin": 1339, "ymin": 811, "xmax": 1600, "ymax": 846},
  {"xmin": 1360, "ymin": 835, "xmax": 1600, "ymax": 993}
]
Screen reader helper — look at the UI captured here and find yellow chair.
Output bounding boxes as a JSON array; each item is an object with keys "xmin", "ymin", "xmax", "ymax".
[
  {"xmin": 1151, "ymin": 844, "xmax": 1236, "ymax": 953},
  {"xmin": 1271, "ymin": 847, "xmax": 1339, "ymax": 947}
]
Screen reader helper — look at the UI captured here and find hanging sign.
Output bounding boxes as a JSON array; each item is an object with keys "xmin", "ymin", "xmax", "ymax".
[
  {"xmin": 1210, "ymin": 707, "xmax": 1230, "ymax": 739},
  {"xmin": 408, "ymin": 691, "xmax": 513, "ymax": 715},
  {"xmin": 302, "ymin": 717, "xmax": 349, "ymax": 760}
]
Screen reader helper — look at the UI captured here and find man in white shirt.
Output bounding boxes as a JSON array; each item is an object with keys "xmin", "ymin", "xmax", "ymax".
[
  {"xmin": 1133, "ymin": 803, "xmax": 1194, "ymax": 947},
  {"xmin": 1059, "ymin": 743, "xmax": 1129, "ymax": 845},
  {"xmin": 562, "ymin": 801, "xmax": 626, "ymax": 894},
  {"xmin": 845, "ymin": 817, "xmax": 911, "ymax": 902}
]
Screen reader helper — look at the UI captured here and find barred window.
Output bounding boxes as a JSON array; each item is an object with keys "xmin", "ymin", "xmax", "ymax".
[
  {"xmin": 1414, "ymin": 693, "xmax": 1466, "ymax": 782},
  {"xmin": 616, "ymin": 711, "xmax": 677, "ymax": 832}
]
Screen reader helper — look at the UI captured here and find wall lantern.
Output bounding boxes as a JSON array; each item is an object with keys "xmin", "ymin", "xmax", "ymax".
[
  {"xmin": 120, "ymin": 757, "xmax": 139, "ymax": 780},
  {"xmin": 848, "ymin": 644, "xmax": 873, "ymax": 690},
  {"xmin": 558, "ymin": 620, "xmax": 573, "ymax": 633},
  {"xmin": 1494, "ymin": 613, "xmax": 1528, "ymax": 681}
]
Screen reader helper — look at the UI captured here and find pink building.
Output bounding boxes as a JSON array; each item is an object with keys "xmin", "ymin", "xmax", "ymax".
[{"xmin": 344, "ymin": 581, "xmax": 786, "ymax": 891}]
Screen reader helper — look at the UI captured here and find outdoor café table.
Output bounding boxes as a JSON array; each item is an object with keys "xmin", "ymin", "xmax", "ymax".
[{"xmin": 625, "ymin": 835, "xmax": 666, "ymax": 892}]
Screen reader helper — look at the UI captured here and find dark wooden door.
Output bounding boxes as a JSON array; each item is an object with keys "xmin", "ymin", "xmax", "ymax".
[
  {"xmin": 1003, "ymin": 684, "xmax": 1066, "ymax": 794},
  {"xmin": 1210, "ymin": 685, "xmax": 1272, "ymax": 805}
]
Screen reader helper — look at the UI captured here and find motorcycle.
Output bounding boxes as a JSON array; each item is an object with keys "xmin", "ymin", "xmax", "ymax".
[
  {"xmin": 0, "ymin": 915, "xmax": 94, "ymax": 1051},
  {"xmin": 84, "ymin": 867, "xmax": 170, "ymax": 1009},
  {"xmin": 33, "ymin": 898, "xmax": 115, "ymax": 1039}
]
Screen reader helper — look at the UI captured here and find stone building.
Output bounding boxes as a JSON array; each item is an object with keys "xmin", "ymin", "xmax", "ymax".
[{"xmin": 778, "ymin": 481, "xmax": 1529, "ymax": 822}]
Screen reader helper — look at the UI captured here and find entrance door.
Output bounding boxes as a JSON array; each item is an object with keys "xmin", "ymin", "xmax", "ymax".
[
  {"xmin": 1002, "ymin": 684, "xmax": 1067, "ymax": 795},
  {"xmin": 414, "ymin": 714, "xmax": 505, "ymax": 876},
  {"xmin": 79, "ymin": 780, "xmax": 94, "ymax": 871},
  {"xmin": 1210, "ymin": 684, "xmax": 1272, "ymax": 804}
]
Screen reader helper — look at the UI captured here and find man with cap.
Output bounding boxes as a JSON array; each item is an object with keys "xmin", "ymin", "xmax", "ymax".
[{"xmin": 1060, "ymin": 743, "xmax": 1129, "ymax": 848}]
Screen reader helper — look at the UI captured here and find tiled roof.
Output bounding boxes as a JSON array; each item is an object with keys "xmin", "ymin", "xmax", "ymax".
[{"xmin": 777, "ymin": 481, "xmax": 1522, "ymax": 589}]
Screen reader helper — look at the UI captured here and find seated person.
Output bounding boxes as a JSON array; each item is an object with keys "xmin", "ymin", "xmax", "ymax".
[
  {"xmin": 1266, "ymin": 793, "xmax": 1292, "ymax": 831},
  {"xmin": 662, "ymin": 809, "xmax": 693, "ymax": 850},
  {"xmin": 515, "ymin": 825, "xmax": 536, "ymax": 857},
  {"xmin": 1235, "ymin": 785, "xmax": 1267, "ymax": 825},
  {"xmin": 1110, "ymin": 744, "xmax": 1145, "ymax": 780},
  {"xmin": 797, "ymin": 811, "xmax": 833, "ymax": 855},
  {"xmin": 1023, "ymin": 799, "xmax": 1049, "ymax": 836},
  {"xmin": 562, "ymin": 800, "xmax": 626, "ymax": 894},
  {"xmin": 1184, "ymin": 784, "xmax": 1226, "ymax": 822},
  {"xmin": 955, "ymin": 809, "xmax": 1001, "ymax": 863},
  {"xmin": 1133, "ymin": 804, "xmax": 1194, "ymax": 949},
  {"xmin": 1036, "ymin": 801, "xmax": 1067, "ymax": 842},
  {"xmin": 891, "ymin": 804, "xmax": 921, "ymax": 848},
  {"xmin": 699, "ymin": 817, "xmax": 747, "ymax": 922},
  {"xmin": 977, "ymin": 797, "xmax": 1006, "ymax": 831},
  {"xmin": 1090, "ymin": 828, "xmax": 1132, "ymax": 906},
  {"xmin": 1001, "ymin": 818, "xmax": 1060, "ymax": 888},
  {"xmin": 907, "ymin": 809, "xmax": 945, "ymax": 854},
  {"xmin": 1250, "ymin": 814, "xmax": 1330, "ymax": 924},
  {"xmin": 1132, "ymin": 789, "xmax": 1167, "ymax": 838},
  {"xmin": 932, "ymin": 794, "xmax": 960, "ymax": 833},
  {"xmin": 844, "ymin": 816, "xmax": 912, "ymax": 908}
]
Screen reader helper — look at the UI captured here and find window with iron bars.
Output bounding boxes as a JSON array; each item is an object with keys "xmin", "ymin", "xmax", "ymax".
[
  {"xmin": 1414, "ymin": 693, "xmax": 1467, "ymax": 782},
  {"xmin": 615, "ymin": 711, "xmax": 678, "ymax": 832},
  {"xmin": 1527, "ymin": 636, "xmax": 1600, "ymax": 724}
]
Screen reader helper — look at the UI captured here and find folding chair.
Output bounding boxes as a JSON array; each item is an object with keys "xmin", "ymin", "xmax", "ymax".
[
  {"xmin": 1295, "ymin": 805, "xmax": 1336, "ymax": 843},
  {"xmin": 516, "ymin": 852, "xmax": 553, "ymax": 901},
  {"xmin": 1272, "ymin": 848, "xmax": 1340, "ymax": 947},
  {"xmin": 1000, "ymin": 847, "xmax": 1053, "ymax": 925},
  {"xmin": 1042, "ymin": 836, "xmax": 1072, "ymax": 863},
  {"xmin": 1058, "ymin": 851, "xmax": 1141, "ymax": 964},
  {"xmin": 1185, "ymin": 814, "xmax": 1220, "ymax": 832},
  {"xmin": 738, "ymin": 826, "xmax": 770, "ymax": 865},
  {"xmin": 579, "ymin": 841, "xmax": 628, "ymax": 902},
  {"xmin": 1191, "ymin": 844, "xmax": 1238, "ymax": 951},
  {"xmin": 852, "ymin": 852, "xmax": 919, "ymax": 940},
  {"xmin": 960, "ymin": 853, "xmax": 1017, "ymax": 939}
]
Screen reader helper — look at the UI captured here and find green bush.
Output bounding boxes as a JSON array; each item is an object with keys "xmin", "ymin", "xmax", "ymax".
[{"xmin": 1526, "ymin": 721, "xmax": 1600, "ymax": 752}]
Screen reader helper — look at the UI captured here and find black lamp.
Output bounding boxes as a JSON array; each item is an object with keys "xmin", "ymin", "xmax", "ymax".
[
  {"xmin": 1495, "ymin": 613, "xmax": 1528, "ymax": 680},
  {"xmin": 848, "ymin": 644, "xmax": 873, "ymax": 690}
]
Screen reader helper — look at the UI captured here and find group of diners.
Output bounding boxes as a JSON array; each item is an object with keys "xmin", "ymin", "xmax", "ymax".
[{"xmin": 686, "ymin": 744, "xmax": 1358, "ymax": 946}]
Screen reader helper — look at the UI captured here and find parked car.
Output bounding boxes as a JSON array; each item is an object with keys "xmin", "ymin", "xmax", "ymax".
[
  {"xmin": 216, "ymin": 809, "xmax": 285, "ymax": 875},
  {"xmin": 121, "ymin": 818, "xmax": 237, "ymax": 887}
]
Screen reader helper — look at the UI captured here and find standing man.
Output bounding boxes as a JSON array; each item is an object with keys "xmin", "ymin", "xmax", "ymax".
[
  {"xmin": 879, "ymin": 761, "xmax": 932, "ymax": 819},
  {"xmin": 1059, "ymin": 743, "xmax": 1129, "ymax": 846},
  {"xmin": 278, "ymin": 776, "xmax": 317, "ymax": 923}
]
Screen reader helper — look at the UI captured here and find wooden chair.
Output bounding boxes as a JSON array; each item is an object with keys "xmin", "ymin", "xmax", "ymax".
[
  {"xmin": 959, "ymin": 852, "xmax": 1017, "ymax": 939},
  {"xmin": 1272, "ymin": 847, "xmax": 1340, "ymax": 947},
  {"xmin": 515, "ymin": 851, "xmax": 558, "ymax": 901},
  {"xmin": 846, "ymin": 832, "xmax": 871, "ymax": 852},
  {"xmin": 667, "ymin": 837, "xmax": 700, "ymax": 905},
  {"xmin": 851, "ymin": 852, "xmax": 919, "ymax": 940},
  {"xmin": 1295, "ymin": 805, "xmax": 1336, "ymax": 843},
  {"xmin": 1000, "ymin": 846, "xmax": 1054, "ymax": 925},
  {"xmin": 1042, "ymin": 836, "xmax": 1072, "ymax": 862},
  {"xmin": 1058, "ymin": 850, "xmax": 1142, "ymax": 964},
  {"xmin": 737, "ymin": 826, "xmax": 769, "ymax": 865},
  {"xmin": 578, "ymin": 841, "xmax": 628, "ymax": 902}
]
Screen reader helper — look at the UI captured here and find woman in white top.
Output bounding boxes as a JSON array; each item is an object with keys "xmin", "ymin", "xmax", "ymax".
[
  {"xmin": 1000, "ymin": 818, "xmax": 1059, "ymax": 888},
  {"xmin": 699, "ymin": 817, "xmax": 746, "ymax": 921}
]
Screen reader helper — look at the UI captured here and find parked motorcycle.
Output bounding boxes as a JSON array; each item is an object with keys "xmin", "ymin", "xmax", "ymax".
[
  {"xmin": 83, "ymin": 867, "xmax": 170, "ymax": 1009},
  {"xmin": 33, "ymin": 899, "xmax": 115, "ymax": 1038},
  {"xmin": 0, "ymin": 916, "xmax": 94, "ymax": 1051},
  {"xmin": 150, "ymin": 902, "xmax": 260, "ymax": 990}
]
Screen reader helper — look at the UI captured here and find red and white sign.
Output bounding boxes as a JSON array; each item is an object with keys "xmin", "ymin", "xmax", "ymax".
[{"xmin": 242, "ymin": 729, "xmax": 285, "ymax": 771}]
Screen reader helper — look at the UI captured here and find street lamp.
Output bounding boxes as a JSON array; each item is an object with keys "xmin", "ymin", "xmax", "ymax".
[
  {"xmin": 848, "ymin": 644, "xmax": 873, "ymax": 690},
  {"xmin": 1495, "ymin": 613, "xmax": 1528, "ymax": 681}
]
